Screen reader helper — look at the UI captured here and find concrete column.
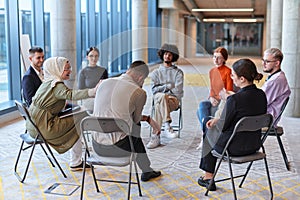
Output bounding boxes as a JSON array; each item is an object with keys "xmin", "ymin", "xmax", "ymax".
[
  {"xmin": 160, "ymin": 9, "xmax": 167, "ymax": 45},
  {"xmin": 161, "ymin": 9, "xmax": 184, "ymax": 59},
  {"xmin": 264, "ymin": 0, "xmax": 272, "ymax": 50},
  {"xmin": 270, "ymin": 0, "xmax": 283, "ymax": 48},
  {"xmin": 50, "ymin": 0, "xmax": 76, "ymax": 88},
  {"xmin": 168, "ymin": 9, "xmax": 179, "ymax": 45},
  {"xmin": 281, "ymin": 0, "xmax": 300, "ymax": 117},
  {"xmin": 185, "ymin": 18, "xmax": 197, "ymax": 58},
  {"xmin": 132, "ymin": 0, "xmax": 148, "ymax": 62}
]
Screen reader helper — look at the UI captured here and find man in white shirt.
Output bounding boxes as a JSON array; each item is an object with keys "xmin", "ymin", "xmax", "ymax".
[{"xmin": 93, "ymin": 60, "xmax": 162, "ymax": 182}]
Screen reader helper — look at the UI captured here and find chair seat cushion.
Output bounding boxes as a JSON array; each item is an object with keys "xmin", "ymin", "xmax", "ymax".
[
  {"xmin": 20, "ymin": 133, "xmax": 43, "ymax": 144},
  {"xmin": 212, "ymin": 150, "xmax": 266, "ymax": 164},
  {"xmin": 87, "ymin": 153, "xmax": 131, "ymax": 167}
]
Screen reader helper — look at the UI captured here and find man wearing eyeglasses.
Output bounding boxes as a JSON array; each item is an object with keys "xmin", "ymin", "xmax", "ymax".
[{"xmin": 261, "ymin": 48, "xmax": 291, "ymax": 125}]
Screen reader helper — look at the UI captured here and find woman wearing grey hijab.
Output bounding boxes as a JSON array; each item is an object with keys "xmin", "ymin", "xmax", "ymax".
[{"xmin": 26, "ymin": 56, "xmax": 99, "ymax": 170}]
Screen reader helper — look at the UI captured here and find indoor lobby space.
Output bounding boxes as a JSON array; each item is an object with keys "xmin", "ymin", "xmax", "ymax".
[
  {"xmin": 1, "ymin": 57, "xmax": 300, "ymax": 199},
  {"xmin": 1, "ymin": 0, "xmax": 300, "ymax": 199}
]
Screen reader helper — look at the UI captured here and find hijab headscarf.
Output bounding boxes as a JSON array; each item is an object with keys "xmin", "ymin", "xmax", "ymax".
[{"xmin": 43, "ymin": 57, "xmax": 69, "ymax": 87}]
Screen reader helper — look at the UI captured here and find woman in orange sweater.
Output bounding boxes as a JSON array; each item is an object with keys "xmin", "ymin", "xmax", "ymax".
[{"xmin": 197, "ymin": 47, "xmax": 233, "ymax": 132}]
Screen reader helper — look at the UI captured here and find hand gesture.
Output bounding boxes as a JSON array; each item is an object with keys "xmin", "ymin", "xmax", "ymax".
[
  {"xmin": 89, "ymin": 79, "xmax": 103, "ymax": 97},
  {"xmin": 206, "ymin": 118, "xmax": 219, "ymax": 129},
  {"xmin": 219, "ymin": 88, "xmax": 234, "ymax": 100},
  {"xmin": 209, "ymin": 96, "xmax": 219, "ymax": 107}
]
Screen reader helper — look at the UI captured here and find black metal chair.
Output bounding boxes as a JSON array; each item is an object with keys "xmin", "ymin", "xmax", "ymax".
[
  {"xmin": 150, "ymin": 99, "xmax": 183, "ymax": 137},
  {"xmin": 80, "ymin": 116, "xmax": 142, "ymax": 200},
  {"xmin": 262, "ymin": 96, "xmax": 290, "ymax": 170},
  {"xmin": 14, "ymin": 100, "xmax": 67, "ymax": 183},
  {"xmin": 205, "ymin": 114, "xmax": 273, "ymax": 200}
]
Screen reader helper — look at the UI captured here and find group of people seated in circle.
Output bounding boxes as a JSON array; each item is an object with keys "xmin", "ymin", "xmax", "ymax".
[
  {"xmin": 196, "ymin": 47, "xmax": 290, "ymax": 190},
  {"xmin": 21, "ymin": 43, "xmax": 290, "ymax": 187}
]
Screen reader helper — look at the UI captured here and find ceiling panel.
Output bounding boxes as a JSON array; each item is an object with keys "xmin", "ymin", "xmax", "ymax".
[{"xmin": 193, "ymin": 0, "xmax": 267, "ymax": 18}]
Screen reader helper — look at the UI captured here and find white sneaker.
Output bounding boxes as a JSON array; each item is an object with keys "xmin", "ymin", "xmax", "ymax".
[
  {"xmin": 164, "ymin": 127, "xmax": 178, "ymax": 139},
  {"xmin": 146, "ymin": 135, "xmax": 160, "ymax": 149}
]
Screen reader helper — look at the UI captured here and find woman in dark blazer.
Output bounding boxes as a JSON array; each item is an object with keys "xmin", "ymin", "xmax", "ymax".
[{"xmin": 198, "ymin": 58, "xmax": 267, "ymax": 191}]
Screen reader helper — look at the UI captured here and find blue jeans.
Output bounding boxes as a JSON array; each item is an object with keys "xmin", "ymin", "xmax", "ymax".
[{"xmin": 197, "ymin": 100, "xmax": 218, "ymax": 132}]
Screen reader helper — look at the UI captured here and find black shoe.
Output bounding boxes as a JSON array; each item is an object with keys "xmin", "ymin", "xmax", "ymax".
[
  {"xmin": 141, "ymin": 171, "xmax": 161, "ymax": 182},
  {"xmin": 197, "ymin": 176, "xmax": 217, "ymax": 191},
  {"xmin": 70, "ymin": 161, "xmax": 91, "ymax": 171}
]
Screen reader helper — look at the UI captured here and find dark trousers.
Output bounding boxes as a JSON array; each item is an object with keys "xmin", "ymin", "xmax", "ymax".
[
  {"xmin": 199, "ymin": 130, "xmax": 218, "ymax": 174},
  {"xmin": 93, "ymin": 136, "xmax": 152, "ymax": 173},
  {"xmin": 199, "ymin": 116, "xmax": 224, "ymax": 174}
]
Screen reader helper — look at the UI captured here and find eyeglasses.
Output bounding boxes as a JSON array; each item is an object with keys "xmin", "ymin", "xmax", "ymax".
[{"xmin": 262, "ymin": 58, "xmax": 277, "ymax": 64}]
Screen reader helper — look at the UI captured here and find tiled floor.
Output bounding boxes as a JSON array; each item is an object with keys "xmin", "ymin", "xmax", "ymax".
[{"xmin": 0, "ymin": 56, "xmax": 300, "ymax": 199}]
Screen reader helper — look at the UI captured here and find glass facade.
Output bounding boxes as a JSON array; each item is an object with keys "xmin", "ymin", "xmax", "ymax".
[
  {"xmin": 0, "ymin": 0, "xmax": 265, "ymax": 113},
  {"xmin": 0, "ymin": 4, "xmax": 8, "ymax": 103},
  {"xmin": 43, "ymin": 0, "xmax": 51, "ymax": 58},
  {"xmin": 198, "ymin": 22, "xmax": 263, "ymax": 56}
]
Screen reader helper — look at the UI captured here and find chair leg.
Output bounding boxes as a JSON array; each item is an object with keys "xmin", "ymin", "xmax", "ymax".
[
  {"xmin": 39, "ymin": 143, "xmax": 55, "ymax": 167},
  {"xmin": 91, "ymin": 165, "xmax": 100, "ymax": 192},
  {"xmin": 127, "ymin": 161, "xmax": 133, "ymax": 200},
  {"xmin": 228, "ymin": 161, "xmax": 238, "ymax": 200},
  {"xmin": 178, "ymin": 106, "xmax": 182, "ymax": 138},
  {"xmin": 276, "ymin": 135, "xmax": 290, "ymax": 170},
  {"xmin": 263, "ymin": 157, "xmax": 273, "ymax": 199},
  {"xmin": 44, "ymin": 142, "xmax": 67, "ymax": 178},
  {"xmin": 80, "ymin": 161, "xmax": 86, "ymax": 200},
  {"xmin": 205, "ymin": 157, "xmax": 223, "ymax": 196},
  {"xmin": 14, "ymin": 140, "xmax": 25, "ymax": 175},
  {"xmin": 149, "ymin": 103, "xmax": 155, "ymax": 137},
  {"xmin": 14, "ymin": 141, "xmax": 35, "ymax": 183},
  {"xmin": 133, "ymin": 160, "xmax": 142, "ymax": 196},
  {"xmin": 239, "ymin": 161, "xmax": 254, "ymax": 188}
]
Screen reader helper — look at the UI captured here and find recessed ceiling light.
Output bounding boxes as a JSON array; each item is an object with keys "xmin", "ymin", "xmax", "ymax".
[
  {"xmin": 233, "ymin": 18, "xmax": 257, "ymax": 22},
  {"xmin": 192, "ymin": 8, "xmax": 254, "ymax": 12},
  {"xmin": 202, "ymin": 18, "xmax": 264, "ymax": 23},
  {"xmin": 203, "ymin": 18, "xmax": 226, "ymax": 22}
]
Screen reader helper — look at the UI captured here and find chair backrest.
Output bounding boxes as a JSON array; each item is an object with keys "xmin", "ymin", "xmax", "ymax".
[
  {"xmin": 15, "ymin": 100, "xmax": 45, "ymax": 140},
  {"xmin": 15, "ymin": 100, "xmax": 29, "ymax": 120},
  {"xmin": 223, "ymin": 114, "xmax": 273, "ymax": 152},
  {"xmin": 81, "ymin": 116, "xmax": 130, "ymax": 135},
  {"xmin": 80, "ymin": 116, "xmax": 133, "ymax": 158},
  {"xmin": 272, "ymin": 96, "xmax": 289, "ymax": 127}
]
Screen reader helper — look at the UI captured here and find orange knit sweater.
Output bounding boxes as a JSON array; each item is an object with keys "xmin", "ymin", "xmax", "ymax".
[{"xmin": 209, "ymin": 65, "xmax": 233, "ymax": 101}]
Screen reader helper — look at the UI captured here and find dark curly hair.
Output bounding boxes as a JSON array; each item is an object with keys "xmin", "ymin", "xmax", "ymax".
[
  {"xmin": 232, "ymin": 58, "xmax": 263, "ymax": 82},
  {"xmin": 157, "ymin": 43, "xmax": 179, "ymax": 62}
]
